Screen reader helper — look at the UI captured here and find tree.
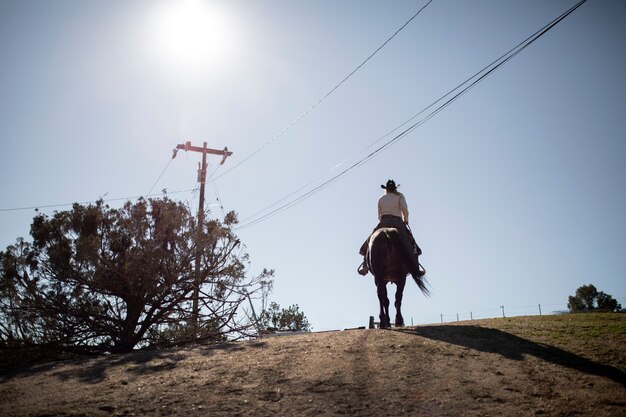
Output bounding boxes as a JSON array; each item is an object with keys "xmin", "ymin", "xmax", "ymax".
[
  {"xmin": 0, "ymin": 198, "xmax": 273, "ymax": 353},
  {"xmin": 567, "ymin": 284, "xmax": 621, "ymax": 313},
  {"xmin": 596, "ymin": 291, "xmax": 621, "ymax": 312},
  {"xmin": 260, "ymin": 302, "xmax": 311, "ymax": 331}
]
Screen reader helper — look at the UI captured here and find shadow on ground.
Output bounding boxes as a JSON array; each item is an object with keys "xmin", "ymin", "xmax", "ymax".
[
  {"xmin": 394, "ymin": 325, "xmax": 626, "ymax": 386},
  {"xmin": 1, "ymin": 340, "xmax": 266, "ymax": 384}
]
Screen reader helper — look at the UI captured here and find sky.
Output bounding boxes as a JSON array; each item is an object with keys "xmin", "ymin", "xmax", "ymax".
[{"xmin": 1, "ymin": 0, "xmax": 625, "ymax": 331}]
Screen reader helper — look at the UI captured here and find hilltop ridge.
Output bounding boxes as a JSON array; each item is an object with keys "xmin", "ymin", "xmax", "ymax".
[{"xmin": 1, "ymin": 314, "xmax": 625, "ymax": 416}]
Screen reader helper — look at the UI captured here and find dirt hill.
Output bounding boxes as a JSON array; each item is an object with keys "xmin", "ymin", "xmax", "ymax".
[{"xmin": 1, "ymin": 314, "xmax": 625, "ymax": 416}]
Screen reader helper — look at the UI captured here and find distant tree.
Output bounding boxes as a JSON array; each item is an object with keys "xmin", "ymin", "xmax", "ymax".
[
  {"xmin": 260, "ymin": 302, "xmax": 311, "ymax": 331},
  {"xmin": 0, "ymin": 198, "xmax": 273, "ymax": 353},
  {"xmin": 568, "ymin": 284, "xmax": 598, "ymax": 311},
  {"xmin": 568, "ymin": 284, "xmax": 621, "ymax": 312},
  {"xmin": 596, "ymin": 291, "xmax": 621, "ymax": 312}
]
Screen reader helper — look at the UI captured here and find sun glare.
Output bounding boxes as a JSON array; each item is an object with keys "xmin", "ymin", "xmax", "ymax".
[{"xmin": 145, "ymin": 0, "xmax": 240, "ymax": 83}]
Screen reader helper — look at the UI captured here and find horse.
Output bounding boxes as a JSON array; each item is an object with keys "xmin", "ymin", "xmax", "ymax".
[{"xmin": 366, "ymin": 227, "xmax": 429, "ymax": 328}]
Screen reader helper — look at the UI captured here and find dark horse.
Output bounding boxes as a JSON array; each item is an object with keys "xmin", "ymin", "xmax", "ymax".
[{"xmin": 366, "ymin": 227, "xmax": 429, "ymax": 328}]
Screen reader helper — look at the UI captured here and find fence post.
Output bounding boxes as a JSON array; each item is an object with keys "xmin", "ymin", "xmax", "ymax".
[
  {"xmin": 538, "ymin": 304, "xmax": 542, "ymax": 316},
  {"xmin": 470, "ymin": 311, "xmax": 473, "ymax": 320},
  {"xmin": 369, "ymin": 316, "xmax": 375, "ymax": 329},
  {"xmin": 500, "ymin": 305, "xmax": 506, "ymax": 318},
  {"xmin": 456, "ymin": 313, "xmax": 459, "ymax": 322},
  {"xmin": 440, "ymin": 313, "xmax": 443, "ymax": 324}
]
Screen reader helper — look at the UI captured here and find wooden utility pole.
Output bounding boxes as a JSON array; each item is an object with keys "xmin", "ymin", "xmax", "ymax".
[{"xmin": 172, "ymin": 141, "xmax": 232, "ymax": 331}]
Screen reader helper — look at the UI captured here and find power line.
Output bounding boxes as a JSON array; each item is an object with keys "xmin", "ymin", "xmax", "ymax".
[
  {"xmin": 0, "ymin": 188, "xmax": 199, "ymax": 213},
  {"xmin": 211, "ymin": 0, "xmax": 434, "ymax": 182},
  {"xmin": 206, "ymin": 161, "xmax": 226, "ymax": 218},
  {"xmin": 0, "ymin": 1, "xmax": 434, "ymax": 218},
  {"xmin": 145, "ymin": 157, "xmax": 175, "ymax": 197},
  {"xmin": 2, "ymin": 149, "xmax": 178, "ymax": 214},
  {"xmin": 235, "ymin": 0, "xmax": 588, "ymax": 231},
  {"xmin": 0, "ymin": 143, "xmax": 227, "ymax": 214},
  {"xmin": 0, "ymin": 0, "xmax": 585, "ymax": 221}
]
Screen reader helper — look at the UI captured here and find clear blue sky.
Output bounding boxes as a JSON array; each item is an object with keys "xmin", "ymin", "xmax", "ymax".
[{"xmin": 1, "ymin": 0, "xmax": 625, "ymax": 330}]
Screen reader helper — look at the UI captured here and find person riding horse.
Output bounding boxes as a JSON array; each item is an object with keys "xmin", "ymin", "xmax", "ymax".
[{"xmin": 358, "ymin": 179, "xmax": 424, "ymax": 279}]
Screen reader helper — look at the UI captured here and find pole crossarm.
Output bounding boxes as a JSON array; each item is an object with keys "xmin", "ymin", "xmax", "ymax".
[{"xmin": 173, "ymin": 141, "xmax": 233, "ymax": 165}]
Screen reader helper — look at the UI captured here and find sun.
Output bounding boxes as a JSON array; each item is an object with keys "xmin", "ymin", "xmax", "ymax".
[{"xmin": 144, "ymin": 0, "xmax": 239, "ymax": 82}]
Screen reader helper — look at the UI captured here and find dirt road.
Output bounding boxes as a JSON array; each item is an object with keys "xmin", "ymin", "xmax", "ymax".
[{"xmin": 1, "ymin": 315, "xmax": 625, "ymax": 416}]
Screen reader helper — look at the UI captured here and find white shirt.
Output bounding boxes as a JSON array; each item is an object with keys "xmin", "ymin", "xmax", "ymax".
[{"xmin": 378, "ymin": 191, "xmax": 409, "ymax": 223}]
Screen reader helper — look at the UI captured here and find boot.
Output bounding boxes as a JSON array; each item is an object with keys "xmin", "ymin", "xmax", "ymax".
[
  {"xmin": 412, "ymin": 254, "xmax": 426, "ymax": 278},
  {"xmin": 357, "ymin": 257, "xmax": 369, "ymax": 276}
]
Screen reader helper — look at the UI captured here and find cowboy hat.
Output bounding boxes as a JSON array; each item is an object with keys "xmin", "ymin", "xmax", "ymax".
[{"xmin": 380, "ymin": 179, "xmax": 399, "ymax": 191}]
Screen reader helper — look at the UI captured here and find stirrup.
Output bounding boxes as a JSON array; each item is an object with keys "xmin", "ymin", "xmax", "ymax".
[{"xmin": 357, "ymin": 262, "xmax": 369, "ymax": 276}]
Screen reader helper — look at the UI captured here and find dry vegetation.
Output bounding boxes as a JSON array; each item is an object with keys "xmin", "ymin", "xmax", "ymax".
[{"xmin": 1, "ymin": 313, "xmax": 625, "ymax": 416}]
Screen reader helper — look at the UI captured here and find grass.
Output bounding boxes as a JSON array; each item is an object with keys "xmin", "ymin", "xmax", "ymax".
[{"xmin": 465, "ymin": 312, "xmax": 626, "ymax": 367}]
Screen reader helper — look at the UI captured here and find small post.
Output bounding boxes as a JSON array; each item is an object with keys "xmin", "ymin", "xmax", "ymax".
[
  {"xmin": 470, "ymin": 311, "xmax": 473, "ymax": 321},
  {"xmin": 440, "ymin": 313, "xmax": 444, "ymax": 324},
  {"xmin": 411, "ymin": 317, "xmax": 414, "ymax": 326},
  {"xmin": 456, "ymin": 313, "xmax": 459, "ymax": 322},
  {"xmin": 245, "ymin": 290, "xmax": 263, "ymax": 335},
  {"xmin": 369, "ymin": 316, "xmax": 375, "ymax": 329},
  {"xmin": 500, "ymin": 305, "xmax": 506, "ymax": 318},
  {"xmin": 538, "ymin": 304, "xmax": 542, "ymax": 316}
]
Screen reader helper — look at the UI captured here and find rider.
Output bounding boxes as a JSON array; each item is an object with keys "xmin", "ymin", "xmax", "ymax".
[{"xmin": 358, "ymin": 179, "xmax": 424, "ymax": 278}]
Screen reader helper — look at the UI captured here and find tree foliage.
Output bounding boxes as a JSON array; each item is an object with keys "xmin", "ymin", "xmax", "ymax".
[
  {"xmin": 260, "ymin": 302, "xmax": 311, "ymax": 332},
  {"xmin": 0, "ymin": 198, "xmax": 273, "ymax": 353},
  {"xmin": 567, "ymin": 284, "xmax": 621, "ymax": 313}
]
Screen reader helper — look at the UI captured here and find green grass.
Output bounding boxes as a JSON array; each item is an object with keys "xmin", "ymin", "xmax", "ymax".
[
  {"xmin": 475, "ymin": 312, "xmax": 624, "ymax": 337},
  {"xmin": 466, "ymin": 313, "xmax": 626, "ymax": 365}
]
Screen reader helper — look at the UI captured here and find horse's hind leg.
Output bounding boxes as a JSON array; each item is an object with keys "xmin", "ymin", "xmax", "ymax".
[
  {"xmin": 376, "ymin": 281, "xmax": 390, "ymax": 328},
  {"xmin": 394, "ymin": 278, "xmax": 406, "ymax": 327}
]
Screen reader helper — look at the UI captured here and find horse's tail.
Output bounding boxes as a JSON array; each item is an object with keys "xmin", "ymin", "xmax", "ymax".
[
  {"xmin": 393, "ymin": 231, "xmax": 430, "ymax": 297},
  {"xmin": 411, "ymin": 268, "xmax": 430, "ymax": 297}
]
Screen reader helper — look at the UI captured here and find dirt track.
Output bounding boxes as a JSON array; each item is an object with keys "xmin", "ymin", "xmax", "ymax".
[{"xmin": 1, "ymin": 316, "xmax": 625, "ymax": 416}]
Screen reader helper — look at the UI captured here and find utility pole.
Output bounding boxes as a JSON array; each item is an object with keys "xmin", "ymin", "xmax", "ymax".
[{"xmin": 172, "ymin": 141, "xmax": 233, "ymax": 332}]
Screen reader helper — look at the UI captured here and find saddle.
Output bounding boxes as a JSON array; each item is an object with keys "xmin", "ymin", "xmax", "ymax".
[
  {"xmin": 358, "ymin": 225, "xmax": 425, "ymax": 277},
  {"xmin": 359, "ymin": 224, "xmax": 421, "ymax": 255}
]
